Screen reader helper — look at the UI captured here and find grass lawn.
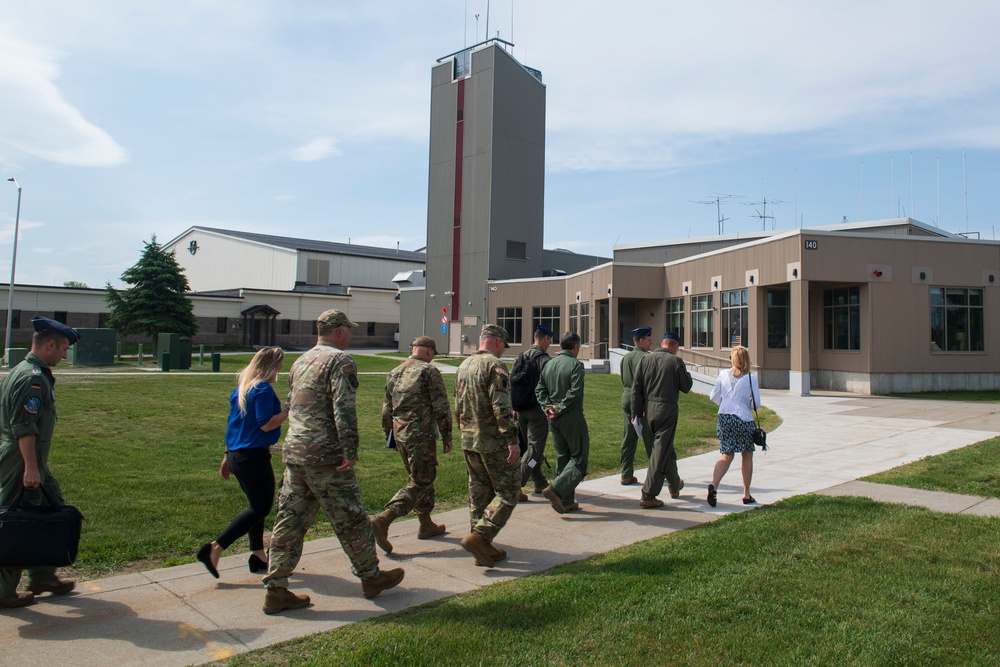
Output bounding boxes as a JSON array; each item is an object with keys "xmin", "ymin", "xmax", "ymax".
[
  {"xmin": 45, "ymin": 370, "xmax": 777, "ymax": 579},
  {"xmin": 222, "ymin": 495, "xmax": 1000, "ymax": 666},
  {"xmin": 864, "ymin": 436, "xmax": 1000, "ymax": 499}
]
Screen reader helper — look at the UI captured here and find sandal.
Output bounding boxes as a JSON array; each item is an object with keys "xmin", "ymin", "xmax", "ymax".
[
  {"xmin": 742, "ymin": 496, "xmax": 757, "ymax": 505},
  {"xmin": 707, "ymin": 484, "xmax": 717, "ymax": 507}
]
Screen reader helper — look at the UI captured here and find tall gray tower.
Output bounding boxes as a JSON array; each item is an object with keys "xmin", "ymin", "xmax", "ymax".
[{"xmin": 424, "ymin": 41, "xmax": 546, "ymax": 354}]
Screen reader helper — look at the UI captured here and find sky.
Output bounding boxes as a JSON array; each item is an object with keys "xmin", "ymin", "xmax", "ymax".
[{"xmin": 3, "ymin": 1, "xmax": 1000, "ymax": 288}]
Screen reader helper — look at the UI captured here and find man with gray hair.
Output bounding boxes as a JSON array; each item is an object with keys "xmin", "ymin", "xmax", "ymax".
[
  {"xmin": 536, "ymin": 332, "xmax": 589, "ymax": 514},
  {"xmin": 454, "ymin": 324, "xmax": 521, "ymax": 567},
  {"xmin": 262, "ymin": 309, "xmax": 404, "ymax": 614}
]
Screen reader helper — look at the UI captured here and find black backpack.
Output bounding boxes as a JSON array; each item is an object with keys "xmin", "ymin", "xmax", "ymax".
[{"xmin": 509, "ymin": 349, "xmax": 542, "ymax": 411}]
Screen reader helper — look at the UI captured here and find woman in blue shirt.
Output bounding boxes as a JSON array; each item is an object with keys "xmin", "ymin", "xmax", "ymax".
[{"xmin": 197, "ymin": 347, "xmax": 288, "ymax": 578}]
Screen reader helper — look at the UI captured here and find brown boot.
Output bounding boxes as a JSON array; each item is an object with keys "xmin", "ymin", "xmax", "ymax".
[
  {"xmin": 0, "ymin": 592, "xmax": 34, "ymax": 609},
  {"xmin": 669, "ymin": 479, "xmax": 685, "ymax": 499},
  {"xmin": 542, "ymin": 486, "xmax": 567, "ymax": 514},
  {"xmin": 640, "ymin": 496, "xmax": 664, "ymax": 509},
  {"xmin": 620, "ymin": 475, "xmax": 638, "ymax": 486},
  {"xmin": 371, "ymin": 510, "xmax": 395, "ymax": 554},
  {"xmin": 262, "ymin": 587, "xmax": 310, "ymax": 615},
  {"xmin": 518, "ymin": 492, "xmax": 529, "ymax": 502},
  {"xmin": 460, "ymin": 532, "xmax": 495, "ymax": 567},
  {"xmin": 486, "ymin": 542, "xmax": 507, "ymax": 562},
  {"xmin": 361, "ymin": 568, "xmax": 405, "ymax": 599},
  {"xmin": 417, "ymin": 513, "xmax": 446, "ymax": 539},
  {"xmin": 27, "ymin": 578, "xmax": 75, "ymax": 596},
  {"xmin": 533, "ymin": 478, "xmax": 549, "ymax": 494}
]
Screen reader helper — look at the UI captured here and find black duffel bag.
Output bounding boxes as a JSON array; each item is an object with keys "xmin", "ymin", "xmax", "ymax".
[{"xmin": 0, "ymin": 486, "xmax": 84, "ymax": 568}]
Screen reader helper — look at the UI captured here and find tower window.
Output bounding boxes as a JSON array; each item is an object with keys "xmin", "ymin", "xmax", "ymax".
[{"xmin": 506, "ymin": 241, "xmax": 527, "ymax": 261}]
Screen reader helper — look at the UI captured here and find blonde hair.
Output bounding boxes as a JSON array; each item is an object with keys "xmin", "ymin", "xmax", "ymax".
[
  {"xmin": 730, "ymin": 346, "xmax": 751, "ymax": 377},
  {"xmin": 236, "ymin": 347, "xmax": 284, "ymax": 415}
]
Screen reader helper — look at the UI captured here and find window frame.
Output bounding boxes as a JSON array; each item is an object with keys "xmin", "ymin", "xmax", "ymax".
[
  {"xmin": 823, "ymin": 286, "xmax": 861, "ymax": 351},
  {"xmin": 496, "ymin": 306, "xmax": 523, "ymax": 345},
  {"xmin": 766, "ymin": 289, "xmax": 790, "ymax": 350},
  {"xmin": 720, "ymin": 289, "xmax": 748, "ymax": 348},
  {"xmin": 666, "ymin": 297, "xmax": 685, "ymax": 347},
  {"xmin": 930, "ymin": 286, "xmax": 985, "ymax": 352},
  {"xmin": 690, "ymin": 294, "xmax": 714, "ymax": 348},
  {"xmin": 532, "ymin": 306, "xmax": 561, "ymax": 339}
]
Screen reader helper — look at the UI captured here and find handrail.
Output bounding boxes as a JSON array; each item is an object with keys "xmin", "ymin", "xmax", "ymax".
[{"xmin": 678, "ymin": 347, "xmax": 762, "ymax": 372}]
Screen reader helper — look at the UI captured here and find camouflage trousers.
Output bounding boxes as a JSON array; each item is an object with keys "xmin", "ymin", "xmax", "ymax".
[
  {"xmin": 463, "ymin": 448, "xmax": 520, "ymax": 541},
  {"xmin": 384, "ymin": 438, "xmax": 438, "ymax": 518},
  {"xmin": 263, "ymin": 463, "xmax": 380, "ymax": 590}
]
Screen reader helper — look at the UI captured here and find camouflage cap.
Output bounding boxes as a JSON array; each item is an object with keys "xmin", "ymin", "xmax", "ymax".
[
  {"xmin": 481, "ymin": 323, "xmax": 510, "ymax": 347},
  {"xmin": 317, "ymin": 309, "xmax": 358, "ymax": 329},
  {"xmin": 412, "ymin": 335, "xmax": 437, "ymax": 352}
]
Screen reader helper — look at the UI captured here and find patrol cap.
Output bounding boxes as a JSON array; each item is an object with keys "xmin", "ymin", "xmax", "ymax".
[
  {"xmin": 31, "ymin": 316, "xmax": 80, "ymax": 345},
  {"xmin": 631, "ymin": 326, "xmax": 652, "ymax": 338},
  {"xmin": 481, "ymin": 323, "xmax": 510, "ymax": 348},
  {"xmin": 663, "ymin": 331, "xmax": 681, "ymax": 342},
  {"xmin": 534, "ymin": 324, "xmax": 554, "ymax": 338},
  {"xmin": 316, "ymin": 309, "xmax": 358, "ymax": 330},
  {"xmin": 412, "ymin": 335, "xmax": 437, "ymax": 352}
]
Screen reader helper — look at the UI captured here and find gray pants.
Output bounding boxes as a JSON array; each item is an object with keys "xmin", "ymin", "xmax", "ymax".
[{"xmin": 517, "ymin": 406, "xmax": 549, "ymax": 487}]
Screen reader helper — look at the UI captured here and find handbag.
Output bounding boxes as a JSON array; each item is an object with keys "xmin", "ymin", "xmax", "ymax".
[
  {"xmin": 747, "ymin": 373, "xmax": 768, "ymax": 452},
  {"xmin": 0, "ymin": 485, "xmax": 84, "ymax": 568}
]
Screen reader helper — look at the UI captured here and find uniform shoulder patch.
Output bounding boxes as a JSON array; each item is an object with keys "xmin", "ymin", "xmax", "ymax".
[
  {"xmin": 347, "ymin": 374, "xmax": 359, "ymax": 390},
  {"xmin": 496, "ymin": 364, "xmax": 510, "ymax": 378},
  {"xmin": 31, "ymin": 367, "xmax": 41, "ymax": 376},
  {"xmin": 24, "ymin": 396, "xmax": 41, "ymax": 414}
]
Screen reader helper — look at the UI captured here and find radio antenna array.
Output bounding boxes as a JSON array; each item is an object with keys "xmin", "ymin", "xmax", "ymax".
[{"xmin": 693, "ymin": 193, "xmax": 743, "ymax": 235}]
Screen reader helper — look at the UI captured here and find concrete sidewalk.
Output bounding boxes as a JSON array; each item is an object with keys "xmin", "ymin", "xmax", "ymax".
[{"xmin": 3, "ymin": 392, "xmax": 1000, "ymax": 666}]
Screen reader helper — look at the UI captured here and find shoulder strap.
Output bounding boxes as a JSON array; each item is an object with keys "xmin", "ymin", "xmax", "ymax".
[{"xmin": 746, "ymin": 373, "xmax": 761, "ymax": 427}]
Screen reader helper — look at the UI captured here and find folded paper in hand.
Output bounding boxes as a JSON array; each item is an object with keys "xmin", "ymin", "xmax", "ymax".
[{"xmin": 631, "ymin": 415, "xmax": 642, "ymax": 437}]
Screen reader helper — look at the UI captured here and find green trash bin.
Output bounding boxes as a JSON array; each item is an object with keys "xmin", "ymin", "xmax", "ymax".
[
  {"xmin": 160, "ymin": 351, "xmax": 170, "ymax": 372},
  {"xmin": 211, "ymin": 353, "xmax": 221, "ymax": 372}
]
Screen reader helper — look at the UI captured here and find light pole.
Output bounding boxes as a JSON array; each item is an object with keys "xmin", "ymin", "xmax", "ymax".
[{"xmin": 4, "ymin": 178, "xmax": 22, "ymax": 367}]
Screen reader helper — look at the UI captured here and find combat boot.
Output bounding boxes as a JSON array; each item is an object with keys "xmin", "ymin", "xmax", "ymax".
[
  {"xmin": 486, "ymin": 542, "xmax": 507, "ymax": 562},
  {"xmin": 371, "ymin": 510, "xmax": 395, "ymax": 554},
  {"xmin": 533, "ymin": 478, "xmax": 549, "ymax": 494},
  {"xmin": 0, "ymin": 592, "xmax": 34, "ymax": 609},
  {"xmin": 262, "ymin": 587, "xmax": 310, "ymax": 615},
  {"xmin": 361, "ymin": 568, "xmax": 405, "ymax": 599},
  {"xmin": 416, "ymin": 513, "xmax": 446, "ymax": 539},
  {"xmin": 460, "ymin": 532, "xmax": 495, "ymax": 567}
]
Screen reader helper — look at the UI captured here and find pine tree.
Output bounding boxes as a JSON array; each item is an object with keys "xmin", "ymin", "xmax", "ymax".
[{"xmin": 105, "ymin": 235, "xmax": 198, "ymax": 344}]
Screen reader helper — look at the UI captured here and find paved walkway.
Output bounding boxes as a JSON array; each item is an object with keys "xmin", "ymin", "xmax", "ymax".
[{"xmin": 3, "ymin": 392, "xmax": 1000, "ymax": 666}]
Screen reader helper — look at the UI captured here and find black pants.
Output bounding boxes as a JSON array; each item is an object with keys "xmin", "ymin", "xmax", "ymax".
[{"xmin": 216, "ymin": 448, "xmax": 276, "ymax": 551}]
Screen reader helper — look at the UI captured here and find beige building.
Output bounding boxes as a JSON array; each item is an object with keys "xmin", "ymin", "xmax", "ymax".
[{"xmin": 486, "ymin": 218, "xmax": 1000, "ymax": 395}]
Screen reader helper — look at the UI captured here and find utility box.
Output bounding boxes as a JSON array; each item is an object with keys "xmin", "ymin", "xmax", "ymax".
[
  {"xmin": 7, "ymin": 348, "xmax": 28, "ymax": 366},
  {"xmin": 75, "ymin": 328, "xmax": 116, "ymax": 365},
  {"xmin": 157, "ymin": 333, "xmax": 192, "ymax": 370}
]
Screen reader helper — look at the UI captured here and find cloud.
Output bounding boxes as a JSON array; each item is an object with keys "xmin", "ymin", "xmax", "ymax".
[
  {"xmin": 0, "ymin": 25, "xmax": 127, "ymax": 167},
  {"xmin": 289, "ymin": 137, "xmax": 341, "ymax": 162},
  {"xmin": 0, "ymin": 220, "xmax": 44, "ymax": 245}
]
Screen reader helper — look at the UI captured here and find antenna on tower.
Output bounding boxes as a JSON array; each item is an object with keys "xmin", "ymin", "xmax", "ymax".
[
  {"xmin": 693, "ymin": 193, "xmax": 743, "ymax": 235},
  {"xmin": 745, "ymin": 193, "xmax": 785, "ymax": 231}
]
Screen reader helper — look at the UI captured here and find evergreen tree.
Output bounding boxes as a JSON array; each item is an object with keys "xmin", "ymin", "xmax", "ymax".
[{"xmin": 105, "ymin": 235, "xmax": 198, "ymax": 343}]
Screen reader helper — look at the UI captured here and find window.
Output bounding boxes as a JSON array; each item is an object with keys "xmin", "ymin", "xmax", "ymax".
[
  {"xmin": 767, "ymin": 290, "xmax": 790, "ymax": 349},
  {"xmin": 496, "ymin": 307, "xmax": 523, "ymax": 345},
  {"xmin": 666, "ymin": 298, "xmax": 685, "ymax": 347},
  {"xmin": 9, "ymin": 309, "xmax": 19, "ymax": 329},
  {"xmin": 98, "ymin": 312, "xmax": 110, "ymax": 329},
  {"xmin": 823, "ymin": 286, "xmax": 861, "ymax": 350},
  {"xmin": 506, "ymin": 240, "xmax": 527, "ymax": 261},
  {"xmin": 53, "ymin": 311, "xmax": 67, "ymax": 324},
  {"xmin": 721, "ymin": 289, "xmax": 749, "ymax": 348},
  {"xmin": 217, "ymin": 317, "xmax": 228, "ymax": 334},
  {"xmin": 280, "ymin": 319, "xmax": 291, "ymax": 335},
  {"xmin": 532, "ymin": 306, "xmax": 560, "ymax": 339},
  {"xmin": 691, "ymin": 295, "xmax": 713, "ymax": 347},
  {"xmin": 306, "ymin": 259, "xmax": 330, "ymax": 285},
  {"xmin": 367, "ymin": 322, "xmax": 376, "ymax": 336},
  {"xmin": 931, "ymin": 287, "xmax": 984, "ymax": 352},
  {"xmin": 569, "ymin": 303, "xmax": 590, "ymax": 345}
]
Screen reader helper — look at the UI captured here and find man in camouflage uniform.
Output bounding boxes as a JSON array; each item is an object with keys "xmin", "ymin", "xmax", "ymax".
[
  {"xmin": 619, "ymin": 326, "xmax": 655, "ymax": 485},
  {"xmin": 454, "ymin": 324, "xmax": 521, "ymax": 567},
  {"xmin": 0, "ymin": 317, "xmax": 79, "ymax": 609},
  {"xmin": 262, "ymin": 309, "xmax": 404, "ymax": 614},
  {"xmin": 536, "ymin": 332, "xmax": 589, "ymax": 514},
  {"xmin": 631, "ymin": 331, "xmax": 693, "ymax": 509},
  {"xmin": 370, "ymin": 335, "xmax": 452, "ymax": 553}
]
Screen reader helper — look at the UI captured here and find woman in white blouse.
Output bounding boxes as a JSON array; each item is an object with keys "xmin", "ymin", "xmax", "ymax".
[{"xmin": 707, "ymin": 347, "xmax": 761, "ymax": 507}]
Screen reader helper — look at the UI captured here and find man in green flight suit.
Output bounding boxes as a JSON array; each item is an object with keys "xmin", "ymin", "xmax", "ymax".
[
  {"xmin": 619, "ymin": 326, "xmax": 655, "ymax": 485},
  {"xmin": 454, "ymin": 324, "xmax": 521, "ymax": 568},
  {"xmin": 630, "ymin": 331, "xmax": 693, "ymax": 509},
  {"xmin": 262, "ymin": 309, "xmax": 404, "ymax": 614},
  {"xmin": 536, "ymin": 332, "xmax": 588, "ymax": 514},
  {"xmin": 371, "ymin": 335, "xmax": 453, "ymax": 553},
  {"xmin": 0, "ymin": 316, "xmax": 79, "ymax": 609}
]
